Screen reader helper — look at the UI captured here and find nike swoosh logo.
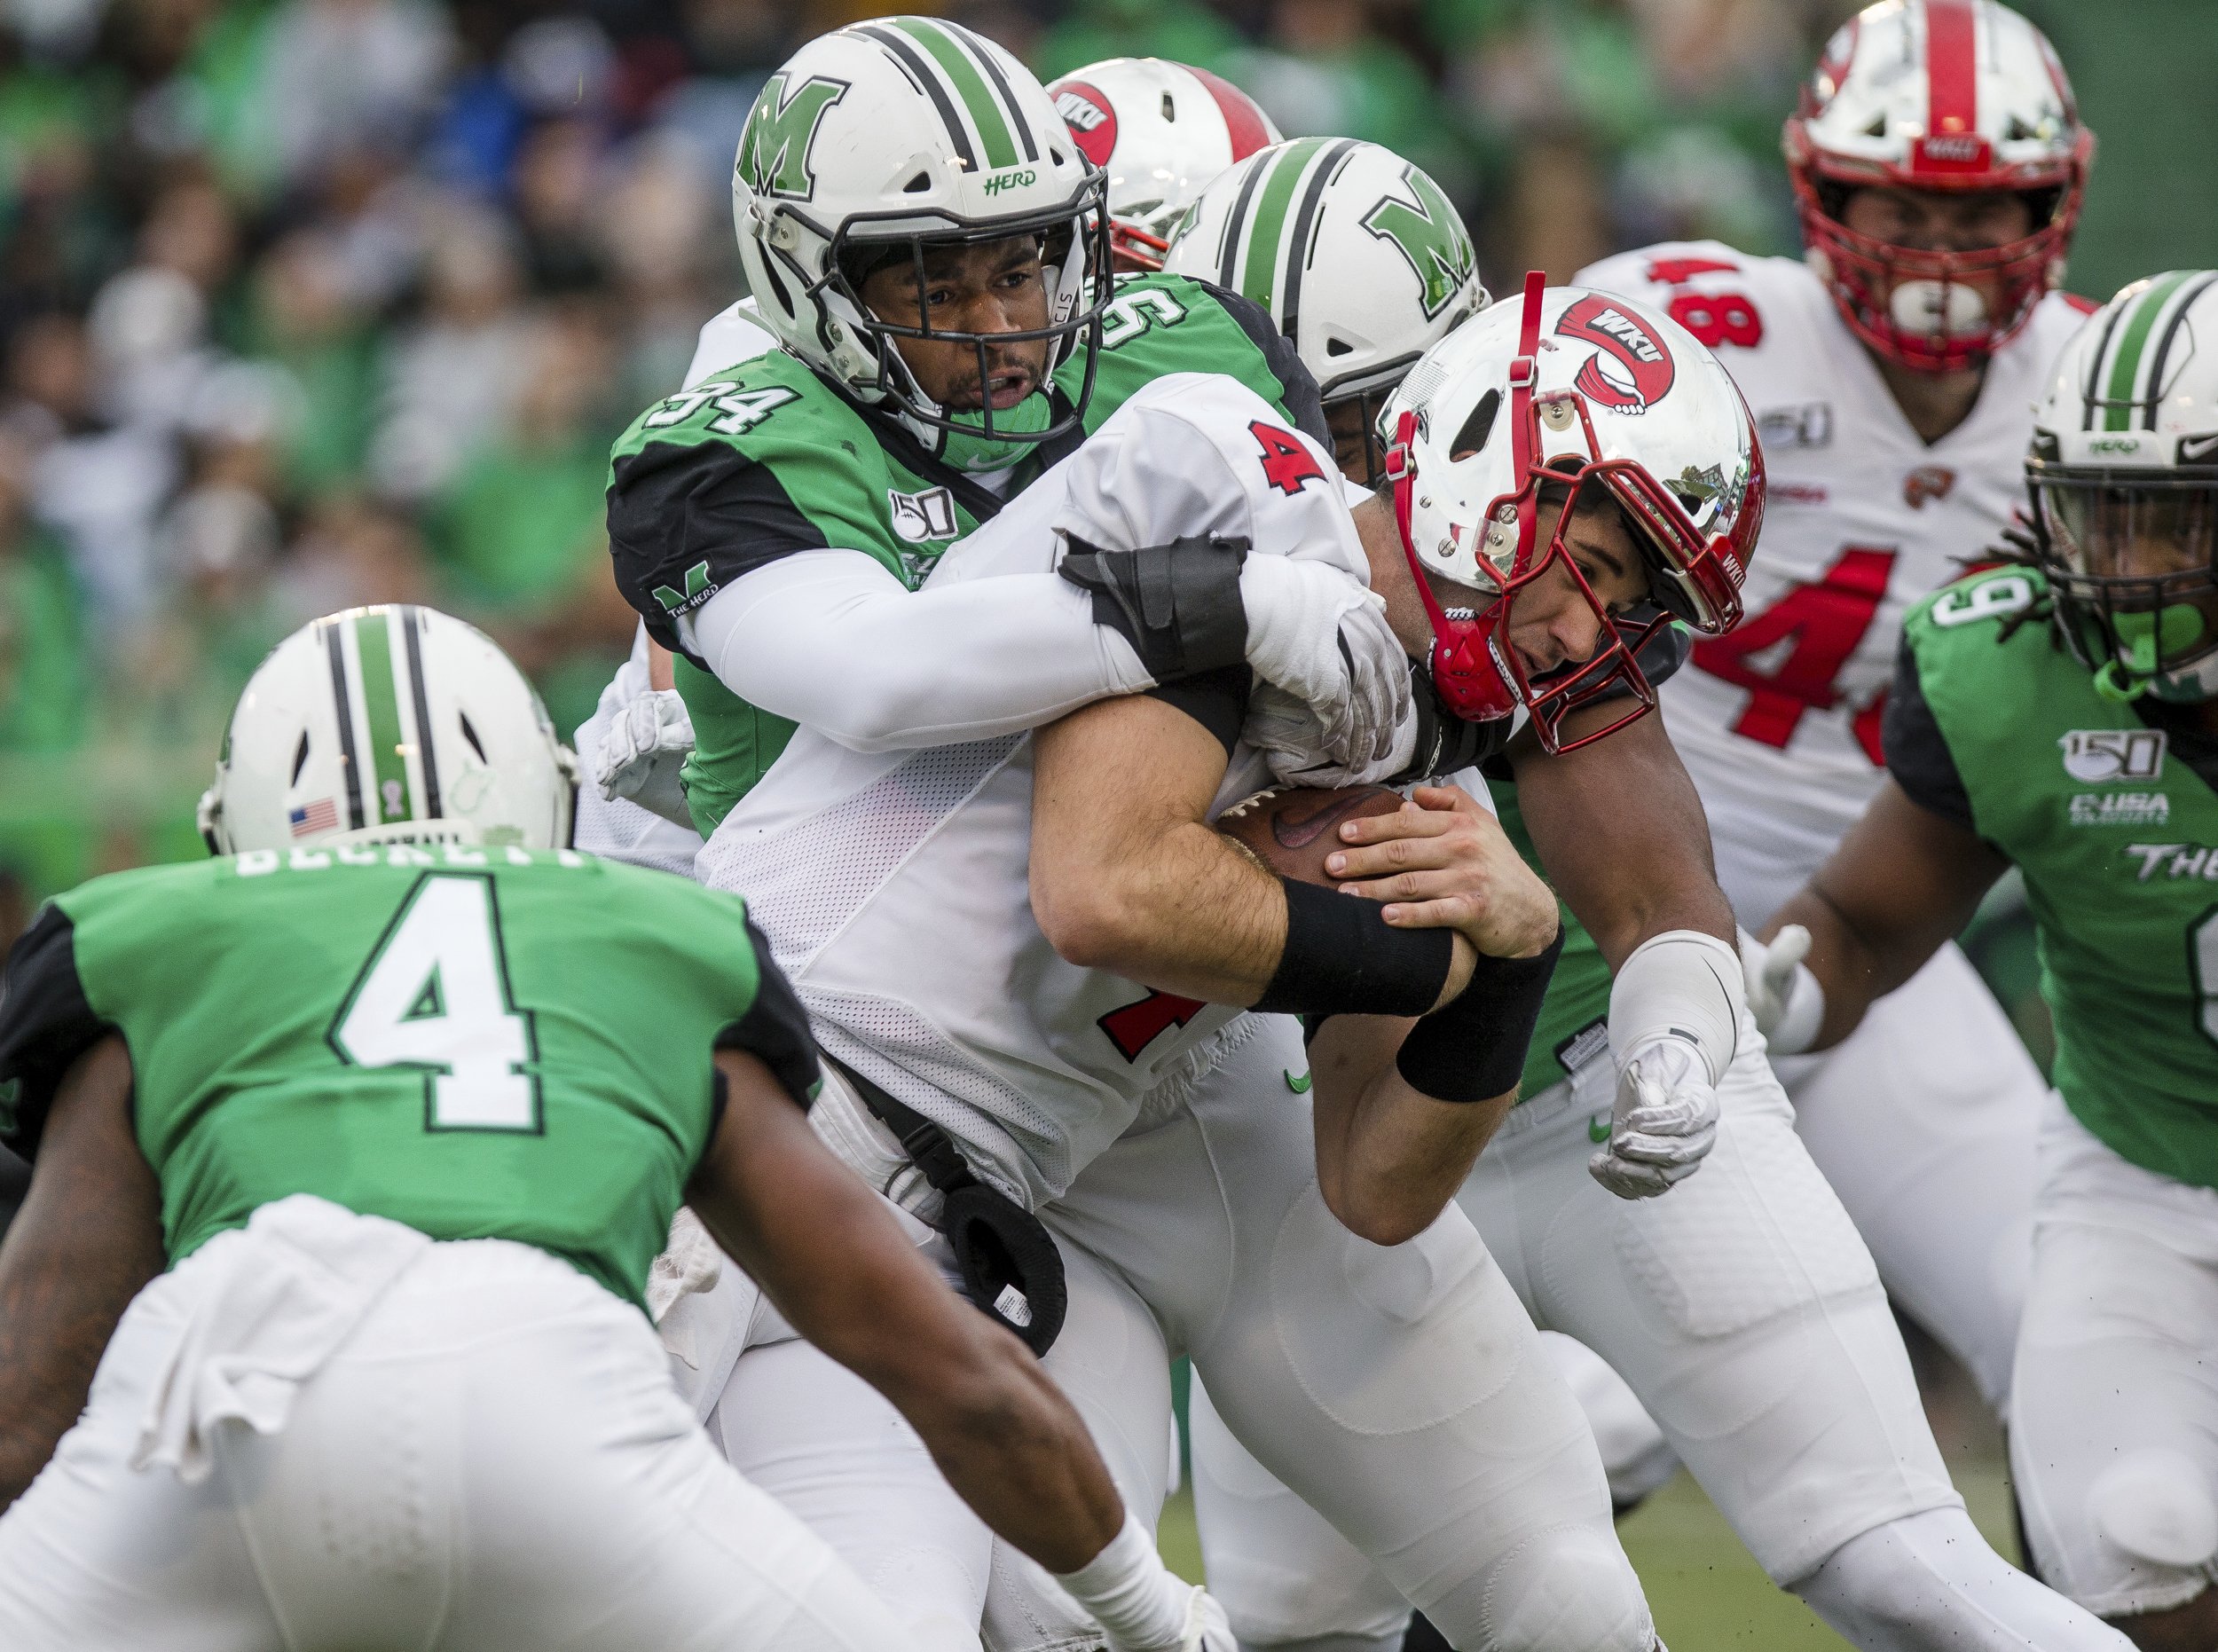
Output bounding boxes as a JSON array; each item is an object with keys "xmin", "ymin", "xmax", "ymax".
[
  {"xmin": 1588, "ymin": 1113, "xmax": 1612, "ymax": 1144},
  {"xmin": 1285, "ymin": 1069, "xmax": 1312, "ymax": 1094}
]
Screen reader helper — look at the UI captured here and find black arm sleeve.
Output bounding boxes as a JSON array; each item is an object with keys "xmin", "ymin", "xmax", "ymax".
[
  {"xmin": 1881, "ymin": 636, "xmax": 1976, "ymax": 829},
  {"xmin": 714, "ymin": 914, "xmax": 822, "ymax": 1113},
  {"xmin": 1194, "ymin": 281, "xmax": 1332, "ymax": 451},
  {"xmin": 605, "ymin": 442, "xmax": 830, "ymax": 664},
  {"xmin": 0, "ymin": 903, "xmax": 112, "ymax": 1160},
  {"xmin": 1146, "ymin": 663, "xmax": 1253, "ymax": 758}
]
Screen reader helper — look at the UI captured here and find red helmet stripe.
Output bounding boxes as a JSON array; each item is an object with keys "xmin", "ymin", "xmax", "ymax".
[
  {"xmin": 1187, "ymin": 66, "xmax": 1273, "ymax": 160},
  {"xmin": 1923, "ymin": 0, "xmax": 1980, "ymax": 138}
]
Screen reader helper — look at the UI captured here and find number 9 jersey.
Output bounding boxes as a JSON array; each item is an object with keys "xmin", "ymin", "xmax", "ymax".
[
  {"xmin": 1576, "ymin": 238, "xmax": 2091, "ymax": 922},
  {"xmin": 0, "ymin": 848, "xmax": 817, "ymax": 1312}
]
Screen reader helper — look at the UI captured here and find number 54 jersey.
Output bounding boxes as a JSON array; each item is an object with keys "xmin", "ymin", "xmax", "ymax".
[
  {"xmin": 0, "ymin": 848, "xmax": 815, "ymax": 1311},
  {"xmin": 1576, "ymin": 239, "xmax": 2091, "ymax": 922}
]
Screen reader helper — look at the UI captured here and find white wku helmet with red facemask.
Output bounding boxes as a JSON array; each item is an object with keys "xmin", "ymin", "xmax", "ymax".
[
  {"xmin": 1380, "ymin": 275, "xmax": 1763, "ymax": 752},
  {"xmin": 1046, "ymin": 57, "xmax": 1280, "ymax": 271},
  {"xmin": 1783, "ymin": 0, "xmax": 2093, "ymax": 373}
]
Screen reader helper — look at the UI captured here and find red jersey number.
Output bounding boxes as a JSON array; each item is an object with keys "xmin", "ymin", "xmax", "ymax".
[
  {"xmin": 1691, "ymin": 547, "xmax": 1898, "ymax": 756},
  {"xmin": 1666, "ymin": 290, "xmax": 1764, "ymax": 349},
  {"xmin": 1251, "ymin": 421, "xmax": 1326, "ymax": 496},
  {"xmin": 1098, "ymin": 988, "xmax": 1205, "ymax": 1062}
]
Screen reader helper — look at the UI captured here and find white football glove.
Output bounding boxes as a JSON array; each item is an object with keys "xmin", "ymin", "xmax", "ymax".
[
  {"xmin": 1168, "ymin": 1585, "xmax": 1237, "ymax": 1652},
  {"xmin": 1588, "ymin": 1035, "xmax": 1720, "ymax": 1200},
  {"xmin": 1738, "ymin": 924, "xmax": 1824, "ymax": 1056},
  {"xmin": 594, "ymin": 687, "xmax": 696, "ymax": 829},
  {"xmin": 1245, "ymin": 681, "xmax": 1420, "ymax": 788},
  {"xmin": 1237, "ymin": 555, "xmax": 1413, "ymax": 781}
]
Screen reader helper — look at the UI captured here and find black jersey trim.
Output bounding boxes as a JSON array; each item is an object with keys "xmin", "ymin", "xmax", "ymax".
[
  {"xmin": 1279, "ymin": 140, "xmax": 1359, "ymax": 348},
  {"xmin": 402, "ymin": 606, "xmax": 442, "ymax": 821},
  {"xmin": 0, "ymin": 903, "xmax": 113, "ymax": 1160},
  {"xmin": 1190, "ymin": 279, "xmax": 1332, "ymax": 450},
  {"xmin": 712, "ymin": 914, "xmax": 822, "ymax": 1113},
  {"xmin": 325, "ymin": 619, "xmax": 366, "ymax": 831},
  {"xmin": 1881, "ymin": 636, "xmax": 1976, "ymax": 829},
  {"xmin": 606, "ymin": 440, "xmax": 834, "ymax": 664},
  {"xmin": 853, "ymin": 25, "xmax": 978, "ymax": 173}
]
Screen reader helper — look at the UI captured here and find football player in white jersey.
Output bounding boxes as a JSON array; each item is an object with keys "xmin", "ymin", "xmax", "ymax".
[
  {"xmin": 1577, "ymin": 0, "xmax": 2095, "ymax": 1424},
  {"xmin": 665, "ymin": 281, "xmax": 1768, "ymax": 1652},
  {"xmin": 1164, "ymin": 136, "xmax": 2135, "ymax": 1652}
]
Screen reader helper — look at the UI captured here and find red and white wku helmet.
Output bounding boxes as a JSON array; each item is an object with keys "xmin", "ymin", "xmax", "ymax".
[
  {"xmin": 1380, "ymin": 275, "xmax": 1762, "ymax": 752},
  {"xmin": 1783, "ymin": 0, "xmax": 2093, "ymax": 373},
  {"xmin": 1047, "ymin": 58, "xmax": 1279, "ymax": 271}
]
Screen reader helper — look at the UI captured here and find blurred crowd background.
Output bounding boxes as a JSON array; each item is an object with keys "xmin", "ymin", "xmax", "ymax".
[{"xmin": 0, "ymin": 0, "xmax": 2214, "ymax": 944}]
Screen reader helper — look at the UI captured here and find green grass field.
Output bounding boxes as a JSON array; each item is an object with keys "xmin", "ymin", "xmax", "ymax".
[{"xmin": 1155, "ymin": 1458, "xmax": 2025, "ymax": 1648}]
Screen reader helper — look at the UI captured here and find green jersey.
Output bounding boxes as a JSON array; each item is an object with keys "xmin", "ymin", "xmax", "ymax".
[
  {"xmin": 1487, "ymin": 776, "xmax": 1614, "ymax": 1102},
  {"xmin": 1894, "ymin": 566, "xmax": 2218, "ymax": 1190},
  {"xmin": 604, "ymin": 271, "xmax": 1327, "ymax": 835},
  {"xmin": 0, "ymin": 848, "xmax": 818, "ymax": 1309}
]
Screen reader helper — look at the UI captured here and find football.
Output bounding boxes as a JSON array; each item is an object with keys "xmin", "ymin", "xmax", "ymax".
[{"xmin": 1215, "ymin": 784, "xmax": 1407, "ymax": 886}]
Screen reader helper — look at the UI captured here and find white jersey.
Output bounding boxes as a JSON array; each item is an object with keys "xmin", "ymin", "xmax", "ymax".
[
  {"xmin": 697, "ymin": 374, "xmax": 1365, "ymax": 1208},
  {"xmin": 1576, "ymin": 241, "xmax": 2090, "ymax": 921}
]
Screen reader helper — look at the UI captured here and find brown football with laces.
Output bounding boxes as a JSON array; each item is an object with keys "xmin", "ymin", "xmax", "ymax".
[{"xmin": 1215, "ymin": 784, "xmax": 1407, "ymax": 886}]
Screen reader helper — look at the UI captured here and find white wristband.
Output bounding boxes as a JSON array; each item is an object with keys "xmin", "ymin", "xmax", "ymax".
[
  {"xmin": 1608, "ymin": 929, "xmax": 1743, "ymax": 1086},
  {"xmin": 1054, "ymin": 1511, "xmax": 1188, "ymax": 1651}
]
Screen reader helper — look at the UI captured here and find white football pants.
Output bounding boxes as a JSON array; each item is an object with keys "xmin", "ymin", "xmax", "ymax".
[
  {"xmin": 1185, "ymin": 1013, "xmax": 2137, "ymax": 1651},
  {"xmin": 1773, "ymin": 940, "xmax": 2044, "ymax": 1412},
  {"xmin": 2010, "ymin": 1090, "xmax": 2218, "ymax": 1619},
  {"xmin": 0, "ymin": 1218, "xmax": 917, "ymax": 1652},
  {"xmin": 671, "ymin": 1015, "xmax": 1655, "ymax": 1652}
]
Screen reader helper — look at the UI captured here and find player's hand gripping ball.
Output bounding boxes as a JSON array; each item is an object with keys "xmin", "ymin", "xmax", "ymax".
[{"xmin": 1219, "ymin": 783, "xmax": 1559, "ymax": 961}]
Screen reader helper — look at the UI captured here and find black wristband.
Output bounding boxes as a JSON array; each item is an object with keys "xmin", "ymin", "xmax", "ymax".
[
  {"xmin": 1395, "ymin": 925, "xmax": 1567, "ymax": 1103},
  {"xmin": 1253, "ymin": 879, "xmax": 1456, "ymax": 1018}
]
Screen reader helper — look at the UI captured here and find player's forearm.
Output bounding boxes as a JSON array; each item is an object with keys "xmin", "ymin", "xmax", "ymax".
[
  {"xmin": 1310, "ymin": 1015, "xmax": 1514, "ymax": 1245},
  {"xmin": 688, "ymin": 552, "xmax": 1152, "ymax": 751},
  {"xmin": 1513, "ymin": 712, "xmax": 1734, "ymax": 967},
  {"xmin": 1767, "ymin": 780, "xmax": 2008, "ymax": 1050},
  {"xmin": 0, "ymin": 1041, "xmax": 162, "ymax": 1511}
]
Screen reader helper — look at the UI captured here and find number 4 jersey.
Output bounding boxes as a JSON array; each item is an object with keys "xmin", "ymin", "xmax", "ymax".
[
  {"xmin": 1890, "ymin": 566, "xmax": 2218, "ymax": 1192},
  {"xmin": 0, "ymin": 849, "xmax": 817, "ymax": 1310},
  {"xmin": 1575, "ymin": 239, "xmax": 2091, "ymax": 921}
]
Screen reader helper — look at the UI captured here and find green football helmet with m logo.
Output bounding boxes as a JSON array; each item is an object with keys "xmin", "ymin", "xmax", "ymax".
[{"xmin": 730, "ymin": 18, "xmax": 1111, "ymax": 460}]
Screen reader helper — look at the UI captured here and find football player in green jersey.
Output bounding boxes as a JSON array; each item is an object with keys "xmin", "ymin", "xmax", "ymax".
[
  {"xmin": 0, "ymin": 606, "xmax": 1235, "ymax": 1652},
  {"xmin": 1746, "ymin": 273, "xmax": 2218, "ymax": 1649},
  {"xmin": 602, "ymin": 17, "xmax": 1414, "ymax": 838},
  {"xmin": 1167, "ymin": 145, "xmax": 2135, "ymax": 1652}
]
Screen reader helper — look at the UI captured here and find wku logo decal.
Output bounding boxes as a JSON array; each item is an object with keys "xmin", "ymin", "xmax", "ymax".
[
  {"xmin": 1050, "ymin": 81, "xmax": 1118, "ymax": 168},
  {"xmin": 1098, "ymin": 989, "xmax": 1203, "ymax": 1062},
  {"xmin": 1557, "ymin": 295, "xmax": 1676, "ymax": 413}
]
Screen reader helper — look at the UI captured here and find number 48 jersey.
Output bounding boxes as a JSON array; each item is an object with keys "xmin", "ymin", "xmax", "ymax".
[
  {"xmin": 1575, "ymin": 239, "xmax": 2091, "ymax": 921},
  {"xmin": 0, "ymin": 850, "xmax": 815, "ymax": 1310}
]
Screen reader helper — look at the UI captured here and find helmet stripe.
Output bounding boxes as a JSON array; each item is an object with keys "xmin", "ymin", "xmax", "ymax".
[
  {"xmin": 1188, "ymin": 66, "xmax": 1272, "ymax": 159},
  {"xmin": 1278, "ymin": 138, "xmax": 1360, "ymax": 337},
  {"xmin": 2103, "ymin": 269, "xmax": 2197, "ymax": 431},
  {"xmin": 2139, "ymin": 271, "xmax": 2218, "ymax": 431},
  {"xmin": 852, "ymin": 24, "xmax": 978, "ymax": 173},
  {"xmin": 1922, "ymin": 0, "xmax": 1979, "ymax": 140},
  {"xmin": 1215, "ymin": 147, "xmax": 1274, "ymax": 287},
  {"xmin": 322, "ymin": 619, "xmax": 366, "ymax": 832},
  {"xmin": 887, "ymin": 17, "xmax": 1019, "ymax": 172},
  {"xmin": 1240, "ymin": 137, "xmax": 1333, "ymax": 312},
  {"xmin": 353, "ymin": 610, "xmax": 413, "ymax": 825},
  {"xmin": 944, "ymin": 20, "xmax": 1038, "ymax": 163},
  {"xmin": 402, "ymin": 606, "xmax": 443, "ymax": 820}
]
